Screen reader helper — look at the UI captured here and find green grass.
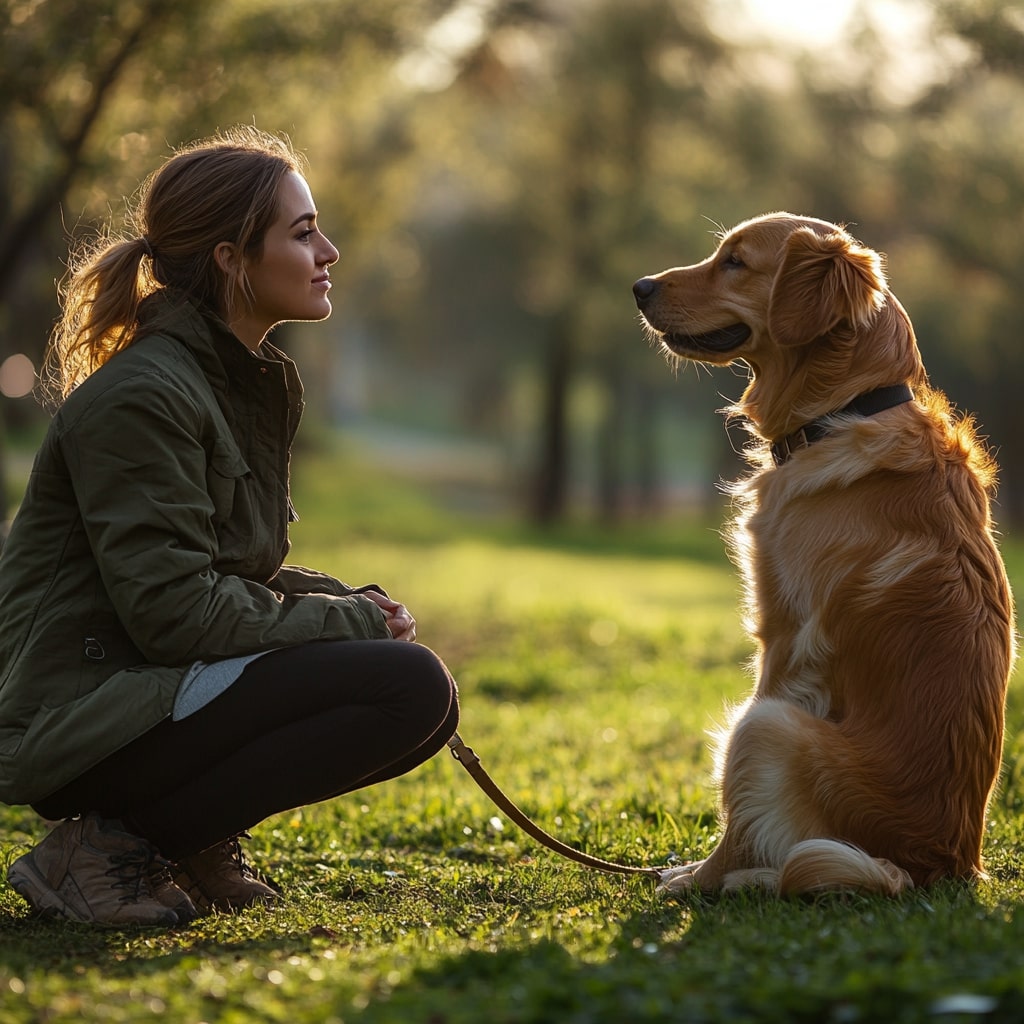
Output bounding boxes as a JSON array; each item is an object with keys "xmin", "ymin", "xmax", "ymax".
[{"xmin": 2, "ymin": 441, "xmax": 1024, "ymax": 1023}]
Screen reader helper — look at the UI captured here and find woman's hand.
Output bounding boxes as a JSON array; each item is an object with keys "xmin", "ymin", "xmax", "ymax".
[{"xmin": 362, "ymin": 591, "xmax": 417, "ymax": 642}]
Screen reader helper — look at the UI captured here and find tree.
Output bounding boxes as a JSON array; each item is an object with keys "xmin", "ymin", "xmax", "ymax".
[
  {"xmin": 0, "ymin": 0, "xmax": 211, "ymax": 519},
  {"xmin": 892, "ymin": 0, "xmax": 1024, "ymax": 520},
  {"xmin": 489, "ymin": 0, "xmax": 734, "ymax": 523},
  {"xmin": 0, "ymin": 0, "xmax": 464, "ymax": 519}
]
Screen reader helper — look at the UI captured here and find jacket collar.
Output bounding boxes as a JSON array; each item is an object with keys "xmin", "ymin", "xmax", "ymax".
[{"xmin": 136, "ymin": 290, "xmax": 297, "ymax": 397}]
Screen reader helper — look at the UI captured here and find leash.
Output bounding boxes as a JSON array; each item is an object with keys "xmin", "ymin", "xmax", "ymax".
[{"xmin": 447, "ymin": 732, "xmax": 664, "ymax": 881}]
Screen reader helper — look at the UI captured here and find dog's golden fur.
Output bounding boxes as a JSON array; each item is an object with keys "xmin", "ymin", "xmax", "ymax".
[{"xmin": 634, "ymin": 213, "xmax": 1016, "ymax": 896}]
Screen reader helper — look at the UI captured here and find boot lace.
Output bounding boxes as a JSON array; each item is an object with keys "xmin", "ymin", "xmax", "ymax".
[
  {"xmin": 225, "ymin": 833, "xmax": 260, "ymax": 881},
  {"xmin": 105, "ymin": 846, "xmax": 157, "ymax": 905},
  {"xmin": 148, "ymin": 853, "xmax": 179, "ymax": 890}
]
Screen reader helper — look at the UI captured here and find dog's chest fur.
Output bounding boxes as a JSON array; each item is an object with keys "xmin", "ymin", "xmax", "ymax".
[{"xmin": 729, "ymin": 441, "xmax": 910, "ymax": 718}]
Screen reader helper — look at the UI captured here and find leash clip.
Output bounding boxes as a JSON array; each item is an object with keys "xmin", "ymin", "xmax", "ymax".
[{"xmin": 447, "ymin": 732, "xmax": 480, "ymax": 768}]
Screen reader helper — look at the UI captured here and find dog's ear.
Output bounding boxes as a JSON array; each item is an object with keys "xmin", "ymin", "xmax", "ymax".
[{"xmin": 767, "ymin": 227, "xmax": 887, "ymax": 347}]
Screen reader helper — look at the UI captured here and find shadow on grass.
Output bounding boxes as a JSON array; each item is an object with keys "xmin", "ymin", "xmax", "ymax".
[
  {"xmin": 0, "ymin": 911, "xmax": 301, "ymax": 965},
  {"xmin": 2, "ymin": 877, "xmax": 1023, "ymax": 1023},
  {"xmin": 350, "ymin": 883, "xmax": 1024, "ymax": 1024}
]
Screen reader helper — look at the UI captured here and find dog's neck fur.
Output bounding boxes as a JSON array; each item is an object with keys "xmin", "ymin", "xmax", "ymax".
[
  {"xmin": 738, "ymin": 294, "xmax": 925, "ymax": 454},
  {"xmin": 768, "ymin": 384, "xmax": 915, "ymax": 465}
]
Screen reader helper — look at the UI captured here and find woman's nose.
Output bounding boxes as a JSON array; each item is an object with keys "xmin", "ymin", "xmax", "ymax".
[{"xmin": 320, "ymin": 235, "xmax": 340, "ymax": 266}]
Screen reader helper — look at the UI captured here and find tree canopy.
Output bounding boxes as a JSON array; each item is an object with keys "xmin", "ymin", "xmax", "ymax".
[{"xmin": 1, "ymin": 0, "xmax": 1022, "ymax": 522}]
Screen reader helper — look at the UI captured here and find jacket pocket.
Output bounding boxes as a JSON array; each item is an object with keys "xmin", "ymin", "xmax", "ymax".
[
  {"xmin": 206, "ymin": 441, "xmax": 251, "ymax": 522},
  {"xmin": 206, "ymin": 440, "xmax": 271, "ymax": 576}
]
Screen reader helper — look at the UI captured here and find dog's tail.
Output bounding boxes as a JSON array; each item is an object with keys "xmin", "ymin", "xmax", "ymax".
[{"xmin": 777, "ymin": 839, "xmax": 913, "ymax": 896}]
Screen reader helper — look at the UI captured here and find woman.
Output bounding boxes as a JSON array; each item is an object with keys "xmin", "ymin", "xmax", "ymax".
[{"xmin": 0, "ymin": 126, "xmax": 459, "ymax": 927}]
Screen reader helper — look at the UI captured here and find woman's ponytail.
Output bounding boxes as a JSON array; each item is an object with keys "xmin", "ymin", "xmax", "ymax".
[{"xmin": 41, "ymin": 235, "xmax": 157, "ymax": 404}]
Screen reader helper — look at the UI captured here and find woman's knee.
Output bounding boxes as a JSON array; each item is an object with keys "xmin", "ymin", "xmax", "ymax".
[{"xmin": 386, "ymin": 641, "xmax": 459, "ymax": 728}]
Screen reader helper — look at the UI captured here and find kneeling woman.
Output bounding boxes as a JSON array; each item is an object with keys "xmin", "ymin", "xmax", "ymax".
[{"xmin": 0, "ymin": 127, "xmax": 459, "ymax": 926}]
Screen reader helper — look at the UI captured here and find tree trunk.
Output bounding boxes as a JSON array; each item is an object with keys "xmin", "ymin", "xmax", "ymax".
[
  {"xmin": 633, "ymin": 383, "xmax": 659, "ymax": 517},
  {"xmin": 531, "ymin": 310, "xmax": 573, "ymax": 524},
  {"xmin": 596, "ymin": 356, "xmax": 626, "ymax": 526}
]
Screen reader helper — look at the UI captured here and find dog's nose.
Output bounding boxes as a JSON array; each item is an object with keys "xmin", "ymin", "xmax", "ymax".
[{"xmin": 632, "ymin": 277, "xmax": 658, "ymax": 307}]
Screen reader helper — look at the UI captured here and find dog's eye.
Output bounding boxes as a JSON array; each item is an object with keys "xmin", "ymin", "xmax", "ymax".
[{"xmin": 722, "ymin": 252, "xmax": 745, "ymax": 269}]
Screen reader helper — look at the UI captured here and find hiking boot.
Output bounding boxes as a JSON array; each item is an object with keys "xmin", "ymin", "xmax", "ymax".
[
  {"xmin": 171, "ymin": 833, "xmax": 280, "ymax": 914},
  {"xmin": 148, "ymin": 855, "xmax": 199, "ymax": 924},
  {"xmin": 7, "ymin": 813, "xmax": 183, "ymax": 927}
]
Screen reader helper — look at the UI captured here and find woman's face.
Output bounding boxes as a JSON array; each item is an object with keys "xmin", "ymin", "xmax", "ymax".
[{"xmin": 230, "ymin": 171, "xmax": 340, "ymax": 349}]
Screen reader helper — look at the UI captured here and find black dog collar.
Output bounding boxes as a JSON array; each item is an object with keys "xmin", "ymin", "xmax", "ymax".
[{"xmin": 770, "ymin": 384, "xmax": 915, "ymax": 466}]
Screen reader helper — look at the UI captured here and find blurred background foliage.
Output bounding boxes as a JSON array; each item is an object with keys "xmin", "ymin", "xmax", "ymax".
[{"xmin": 0, "ymin": 0, "xmax": 1022, "ymax": 528}]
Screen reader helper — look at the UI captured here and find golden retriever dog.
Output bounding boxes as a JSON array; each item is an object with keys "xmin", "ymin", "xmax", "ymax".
[{"xmin": 632, "ymin": 212, "xmax": 1016, "ymax": 896}]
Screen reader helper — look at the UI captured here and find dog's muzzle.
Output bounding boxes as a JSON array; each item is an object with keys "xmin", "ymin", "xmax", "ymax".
[
  {"xmin": 633, "ymin": 278, "xmax": 751, "ymax": 353},
  {"xmin": 662, "ymin": 323, "xmax": 752, "ymax": 353}
]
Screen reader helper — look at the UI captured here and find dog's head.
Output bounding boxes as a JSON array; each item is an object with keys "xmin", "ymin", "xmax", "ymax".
[{"xmin": 634, "ymin": 213, "xmax": 925, "ymax": 439}]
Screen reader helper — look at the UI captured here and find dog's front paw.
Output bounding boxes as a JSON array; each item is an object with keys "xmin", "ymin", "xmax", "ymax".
[{"xmin": 655, "ymin": 860, "xmax": 706, "ymax": 895}]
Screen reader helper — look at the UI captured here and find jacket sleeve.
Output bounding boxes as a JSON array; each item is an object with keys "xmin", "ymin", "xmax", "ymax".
[
  {"xmin": 60, "ymin": 371, "xmax": 391, "ymax": 666},
  {"xmin": 267, "ymin": 565, "xmax": 387, "ymax": 600}
]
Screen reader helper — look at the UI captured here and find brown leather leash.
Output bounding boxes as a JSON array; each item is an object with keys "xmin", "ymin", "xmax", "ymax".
[{"xmin": 447, "ymin": 732, "xmax": 664, "ymax": 881}]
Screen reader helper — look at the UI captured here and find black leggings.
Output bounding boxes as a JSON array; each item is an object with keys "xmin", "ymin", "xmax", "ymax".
[{"xmin": 32, "ymin": 641, "xmax": 459, "ymax": 860}]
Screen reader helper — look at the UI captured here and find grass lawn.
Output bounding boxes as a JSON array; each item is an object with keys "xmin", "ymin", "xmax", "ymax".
[{"xmin": 1, "ymin": 441, "xmax": 1023, "ymax": 1023}]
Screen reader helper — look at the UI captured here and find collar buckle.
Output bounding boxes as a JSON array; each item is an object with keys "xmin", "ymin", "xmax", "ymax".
[{"xmin": 771, "ymin": 426, "xmax": 811, "ymax": 466}]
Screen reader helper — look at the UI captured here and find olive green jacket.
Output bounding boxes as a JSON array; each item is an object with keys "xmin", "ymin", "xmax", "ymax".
[{"xmin": 0, "ymin": 293, "xmax": 390, "ymax": 804}]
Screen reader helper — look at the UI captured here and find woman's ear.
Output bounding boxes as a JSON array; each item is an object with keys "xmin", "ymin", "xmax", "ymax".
[
  {"xmin": 213, "ymin": 241, "xmax": 242, "ymax": 277},
  {"xmin": 767, "ymin": 226, "xmax": 888, "ymax": 347}
]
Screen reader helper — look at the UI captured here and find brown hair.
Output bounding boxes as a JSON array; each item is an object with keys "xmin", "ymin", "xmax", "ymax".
[{"xmin": 42, "ymin": 125, "xmax": 305, "ymax": 402}]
